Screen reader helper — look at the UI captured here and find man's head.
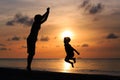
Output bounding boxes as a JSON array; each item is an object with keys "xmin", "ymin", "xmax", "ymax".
[{"xmin": 34, "ymin": 14, "xmax": 42, "ymax": 22}]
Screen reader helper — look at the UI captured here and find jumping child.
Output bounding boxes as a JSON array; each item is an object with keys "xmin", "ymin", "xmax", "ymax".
[{"xmin": 64, "ymin": 37, "xmax": 80, "ymax": 68}]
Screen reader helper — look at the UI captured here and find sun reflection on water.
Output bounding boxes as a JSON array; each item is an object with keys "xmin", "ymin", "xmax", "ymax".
[{"xmin": 63, "ymin": 62, "xmax": 72, "ymax": 73}]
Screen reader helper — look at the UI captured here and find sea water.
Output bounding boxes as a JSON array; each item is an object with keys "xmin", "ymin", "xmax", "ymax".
[{"xmin": 0, "ymin": 58, "xmax": 120, "ymax": 76}]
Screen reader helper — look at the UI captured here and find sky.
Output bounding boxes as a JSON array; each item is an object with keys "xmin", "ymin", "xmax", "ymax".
[{"xmin": 0, "ymin": 0, "xmax": 120, "ymax": 58}]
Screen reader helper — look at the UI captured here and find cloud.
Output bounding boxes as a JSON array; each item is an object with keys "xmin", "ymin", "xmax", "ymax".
[
  {"xmin": 0, "ymin": 44, "xmax": 10, "ymax": 51},
  {"xmin": 89, "ymin": 3, "xmax": 103, "ymax": 14},
  {"xmin": 56, "ymin": 45, "xmax": 60, "ymax": 47},
  {"xmin": 21, "ymin": 46, "xmax": 27, "ymax": 48},
  {"xmin": 40, "ymin": 36, "xmax": 50, "ymax": 42},
  {"xmin": 106, "ymin": 33, "xmax": 119, "ymax": 39},
  {"xmin": 79, "ymin": 0, "xmax": 104, "ymax": 14},
  {"xmin": 0, "ymin": 44, "xmax": 6, "ymax": 46},
  {"xmin": 80, "ymin": 0, "xmax": 89, "ymax": 8},
  {"xmin": 6, "ymin": 20, "xmax": 15, "ymax": 26},
  {"xmin": 111, "ymin": 11, "xmax": 120, "ymax": 16},
  {"xmin": 6, "ymin": 13, "xmax": 33, "ymax": 26},
  {"xmin": 7, "ymin": 36, "xmax": 21, "ymax": 41},
  {"xmin": 81, "ymin": 44, "xmax": 89, "ymax": 47},
  {"xmin": 42, "ymin": 46, "xmax": 48, "ymax": 48},
  {"xmin": 0, "ymin": 47, "xmax": 7, "ymax": 51}
]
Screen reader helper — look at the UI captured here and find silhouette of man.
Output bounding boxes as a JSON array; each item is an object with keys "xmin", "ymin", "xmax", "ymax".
[
  {"xmin": 27, "ymin": 7, "xmax": 50, "ymax": 71},
  {"xmin": 64, "ymin": 37, "xmax": 80, "ymax": 68}
]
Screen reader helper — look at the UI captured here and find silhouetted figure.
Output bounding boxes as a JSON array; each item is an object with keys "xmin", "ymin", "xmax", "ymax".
[
  {"xmin": 64, "ymin": 37, "xmax": 80, "ymax": 68},
  {"xmin": 27, "ymin": 7, "xmax": 50, "ymax": 71}
]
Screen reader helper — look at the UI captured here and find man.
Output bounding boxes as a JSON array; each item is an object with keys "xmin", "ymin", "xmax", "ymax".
[{"xmin": 27, "ymin": 7, "xmax": 50, "ymax": 71}]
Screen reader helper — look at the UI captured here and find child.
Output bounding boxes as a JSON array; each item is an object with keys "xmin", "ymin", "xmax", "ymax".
[{"xmin": 64, "ymin": 37, "xmax": 80, "ymax": 68}]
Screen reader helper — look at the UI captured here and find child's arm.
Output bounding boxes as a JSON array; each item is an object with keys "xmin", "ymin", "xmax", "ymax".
[
  {"xmin": 41, "ymin": 7, "xmax": 50, "ymax": 23},
  {"xmin": 73, "ymin": 48, "xmax": 80, "ymax": 55}
]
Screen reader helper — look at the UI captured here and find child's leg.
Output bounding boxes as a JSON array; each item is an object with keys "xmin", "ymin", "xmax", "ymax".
[
  {"xmin": 70, "ymin": 57, "xmax": 76, "ymax": 63},
  {"xmin": 69, "ymin": 54, "xmax": 76, "ymax": 63},
  {"xmin": 73, "ymin": 58, "xmax": 76, "ymax": 63},
  {"xmin": 65, "ymin": 57, "xmax": 74, "ymax": 68}
]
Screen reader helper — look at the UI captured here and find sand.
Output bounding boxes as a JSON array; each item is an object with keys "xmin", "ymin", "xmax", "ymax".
[{"xmin": 0, "ymin": 67, "xmax": 120, "ymax": 80}]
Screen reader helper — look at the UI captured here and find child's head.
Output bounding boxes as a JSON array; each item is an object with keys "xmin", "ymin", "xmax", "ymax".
[
  {"xmin": 34, "ymin": 14, "xmax": 42, "ymax": 22},
  {"xmin": 64, "ymin": 37, "xmax": 71, "ymax": 43}
]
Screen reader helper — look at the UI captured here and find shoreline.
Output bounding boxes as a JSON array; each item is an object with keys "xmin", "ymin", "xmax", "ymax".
[{"xmin": 0, "ymin": 67, "xmax": 120, "ymax": 80}]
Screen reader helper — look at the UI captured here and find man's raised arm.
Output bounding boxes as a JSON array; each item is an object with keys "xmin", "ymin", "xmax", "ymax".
[{"xmin": 41, "ymin": 7, "xmax": 50, "ymax": 23}]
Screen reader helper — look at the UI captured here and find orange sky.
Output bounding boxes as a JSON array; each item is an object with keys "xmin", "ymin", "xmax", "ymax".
[{"xmin": 0, "ymin": 0, "xmax": 120, "ymax": 58}]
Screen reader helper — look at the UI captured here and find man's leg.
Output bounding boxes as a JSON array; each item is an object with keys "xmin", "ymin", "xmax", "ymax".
[{"xmin": 27, "ymin": 54, "xmax": 34, "ymax": 71}]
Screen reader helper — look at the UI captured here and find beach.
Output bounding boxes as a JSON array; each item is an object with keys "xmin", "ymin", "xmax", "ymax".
[{"xmin": 0, "ymin": 67, "xmax": 120, "ymax": 80}]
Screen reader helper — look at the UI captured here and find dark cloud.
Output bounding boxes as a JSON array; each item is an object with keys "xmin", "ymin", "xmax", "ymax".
[
  {"xmin": 42, "ymin": 46, "xmax": 48, "ymax": 48},
  {"xmin": 93, "ymin": 17, "xmax": 99, "ymax": 21},
  {"xmin": 7, "ymin": 36, "xmax": 21, "ymax": 41},
  {"xmin": 6, "ymin": 13, "xmax": 33, "ymax": 26},
  {"xmin": 81, "ymin": 44, "xmax": 89, "ymax": 47},
  {"xmin": 11, "ymin": 36, "xmax": 21, "ymax": 41},
  {"xmin": 23, "ymin": 37, "xmax": 27, "ymax": 40},
  {"xmin": 0, "ymin": 47, "xmax": 7, "ymax": 51},
  {"xmin": 89, "ymin": 3, "xmax": 103, "ymax": 14},
  {"xmin": 0, "ymin": 44, "xmax": 6, "ymax": 46},
  {"xmin": 40, "ymin": 36, "xmax": 49, "ymax": 42},
  {"xmin": 106, "ymin": 33, "xmax": 119, "ymax": 39},
  {"xmin": 80, "ymin": 0, "xmax": 89, "ymax": 8},
  {"xmin": 0, "ymin": 47, "xmax": 11, "ymax": 51},
  {"xmin": 21, "ymin": 46, "xmax": 27, "ymax": 48},
  {"xmin": 111, "ymin": 11, "xmax": 120, "ymax": 16},
  {"xmin": 79, "ymin": 0, "xmax": 104, "ymax": 14},
  {"xmin": 6, "ymin": 20, "xmax": 15, "ymax": 26}
]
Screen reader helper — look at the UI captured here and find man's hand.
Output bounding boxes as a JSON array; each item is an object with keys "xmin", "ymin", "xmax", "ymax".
[{"xmin": 47, "ymin": 7, "xmax": 50, "ymax": 11}]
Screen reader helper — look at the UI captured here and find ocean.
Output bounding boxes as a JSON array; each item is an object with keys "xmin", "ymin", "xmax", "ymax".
[{"xmin": 0, "ymin": 58, "xmax": 120, "ymax": 76}]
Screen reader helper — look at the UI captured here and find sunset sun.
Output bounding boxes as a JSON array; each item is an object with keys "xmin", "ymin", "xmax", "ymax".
[{"xmin": 61, "ymin": 30, "xmax": 73, "ymax": 39}]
